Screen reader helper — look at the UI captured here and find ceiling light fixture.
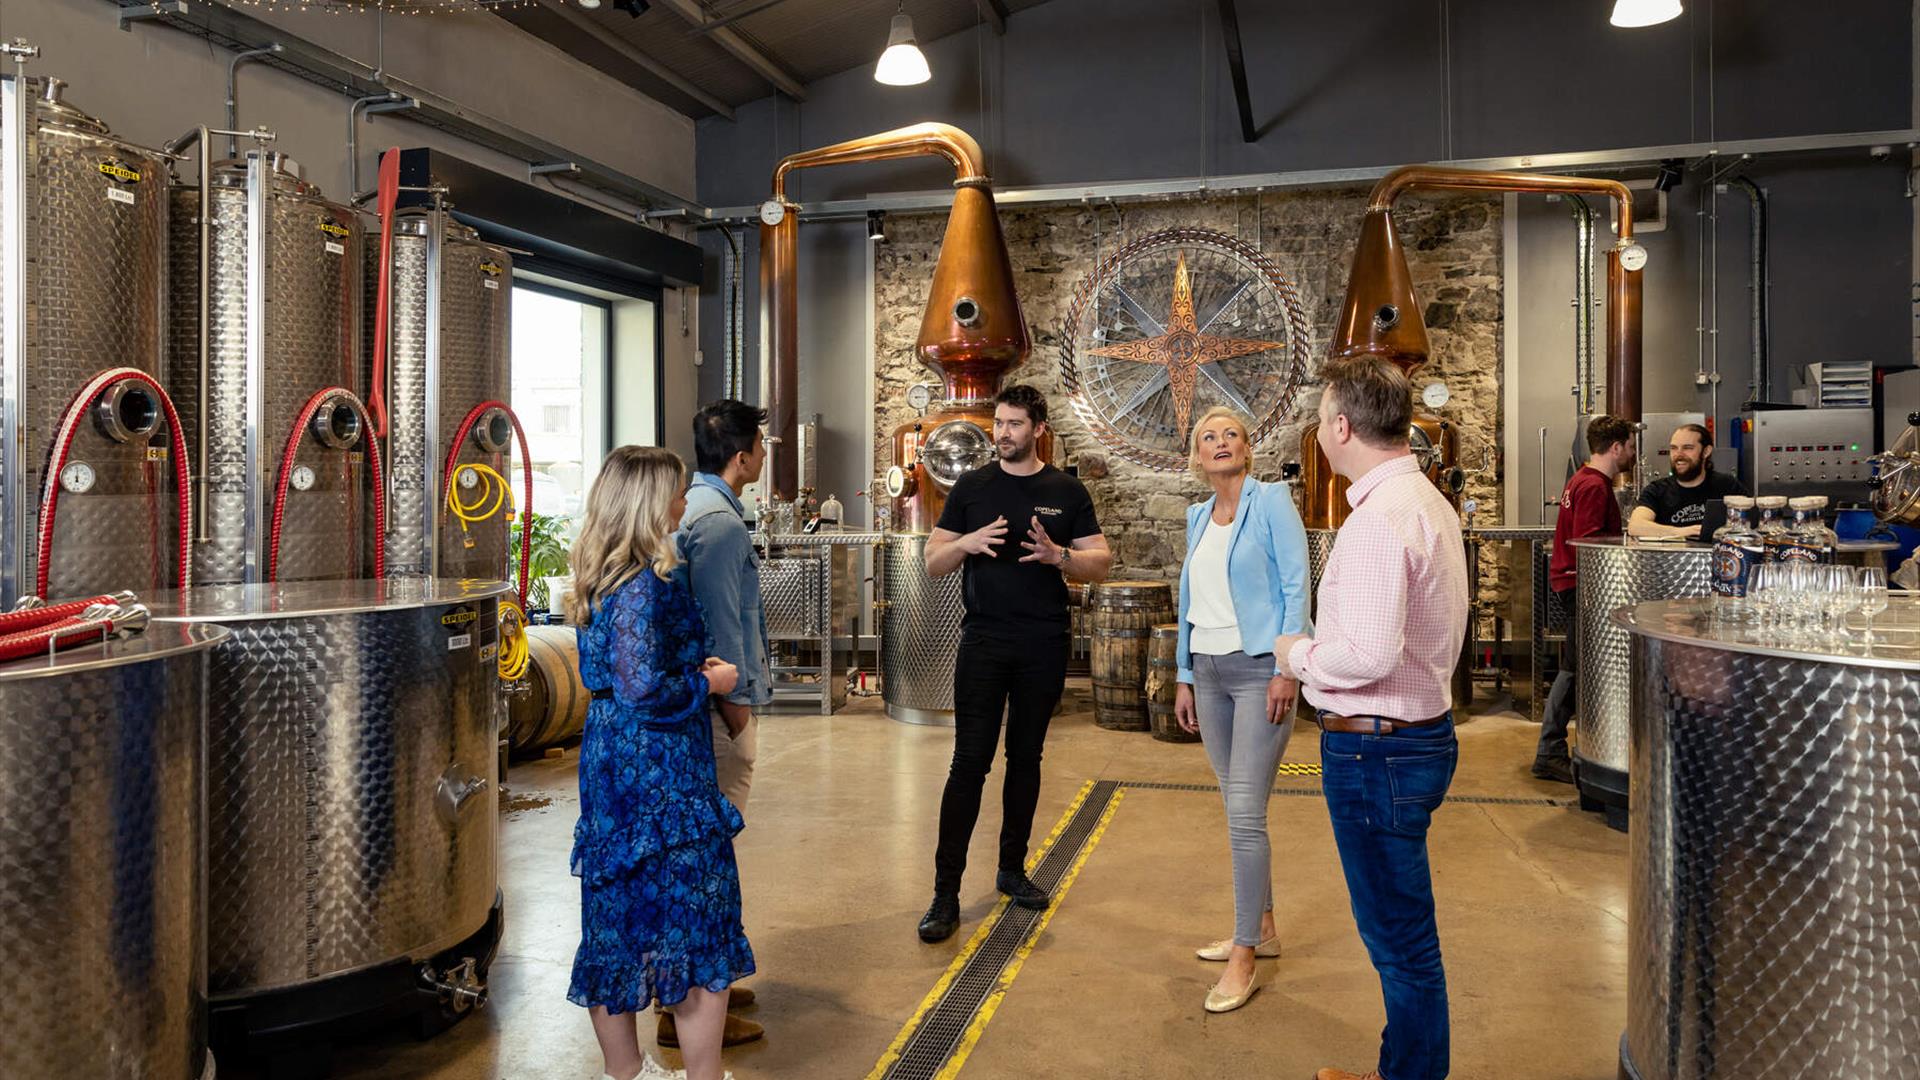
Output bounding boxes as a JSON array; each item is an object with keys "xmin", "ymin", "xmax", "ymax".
[
  {"xmin": 874, "ymin": 5, "xmax": 931, "ymax": 86},
  {"xmin": 576, "ymin": 0, "xmax": 602, "ymax": 7},
  {"xmin": 868, "ymin": 210, "xmax": 887, "ymax": 243},
  {"xmin": 614, "ymin": 0, "xmax": 650, "ymax": 16},
  {"xmin": 1609, "ymin": 0, "xmax": 1682, "ymax": 28}
]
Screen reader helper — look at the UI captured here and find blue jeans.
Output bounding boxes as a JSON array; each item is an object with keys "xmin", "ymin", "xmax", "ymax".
[{"xmin": 1320, "ymin": 715, "xmax": 1459, "ymax": 1080}]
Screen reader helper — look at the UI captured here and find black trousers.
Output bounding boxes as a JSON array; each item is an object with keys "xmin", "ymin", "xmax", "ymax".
[
  {"xmin": 1537, "ymin": 587, "xmax": 1577, "ymax": 763},
  {"xmin": 933, "ymin": 632, "xmax": 1071, "ymax": 896}
]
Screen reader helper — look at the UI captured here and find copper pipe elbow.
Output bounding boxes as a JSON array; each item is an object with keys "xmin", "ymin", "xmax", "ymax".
[
  {"xmin": 771, "ymin": 123, "xmax": 988, "ymax": 199},
  {"xmin": 1366, "ymin": 165, "xmax": 1634, "ymax": 239}
]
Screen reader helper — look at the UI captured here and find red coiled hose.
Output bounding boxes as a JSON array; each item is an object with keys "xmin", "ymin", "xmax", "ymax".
[
  {"xmin": 0, "ymin": 602, "xmax": 144, "ymax": 663},
  {"xmin": 443, "ymin": 399, "xmax": 532, "ymax": 606},
  {"xmin": 267, "ymin": 387, "xmax": 386, "ymax": 582},
  {"xmin": 368, "ymin": 147, "xmax": 400, "ymax": 439},
  {"xmin": 0, "ymin": 593, "xmax": 125, "ymax": 635},
  {"xmin": 36, "ymin": 368, "xmax": 193, "ymax": 600}
]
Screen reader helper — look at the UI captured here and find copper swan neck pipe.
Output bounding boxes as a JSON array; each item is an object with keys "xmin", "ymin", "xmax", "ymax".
[
  {"xmin": 1338, "ymin": 165, "xmax": 1644, "ymax": 421},
  {"xmin": 770, "ymin": 122, "xmax": 989, "ymax": 200}
]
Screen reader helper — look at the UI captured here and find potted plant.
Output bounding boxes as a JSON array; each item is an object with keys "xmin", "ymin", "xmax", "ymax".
[{"xmin": 511, "ymin": 511, "xmax": 574, "ymax": 613}]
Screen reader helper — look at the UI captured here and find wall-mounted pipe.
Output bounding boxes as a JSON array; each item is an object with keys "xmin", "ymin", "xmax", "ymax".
[
  {"xmin": 720, "ymin": 225, "xmax": 742, "ymax": 400},
  {"xmin": 224, "ymin": 43, "xmax": 281, "ymax": 158},
  {"xmin": 1568, "ymin": 195, "xmax": 1596, "ymax": 415},
  {"xmin": 1728, "ymin": 176, "xmax": 1770, "ymax": 402},
  {"xmin": 348, "ymin": 91, "xmax": 412, "ymax": 204}
]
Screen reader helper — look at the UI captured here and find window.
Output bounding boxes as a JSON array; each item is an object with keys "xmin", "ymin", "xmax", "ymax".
[{"xmin": 511, "ymin": 284, "xmax": 608, "ymax": 522}]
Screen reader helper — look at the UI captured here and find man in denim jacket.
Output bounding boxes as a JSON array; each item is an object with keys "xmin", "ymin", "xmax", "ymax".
[{"xmin": 669, "ymin": 398, "xmax": 772, "ymax": 1048}]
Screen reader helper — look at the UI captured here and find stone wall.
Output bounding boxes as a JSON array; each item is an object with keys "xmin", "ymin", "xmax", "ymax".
[{"xmin": 873, "ymin": 187, "xmax": 1505, "ymax": 597}]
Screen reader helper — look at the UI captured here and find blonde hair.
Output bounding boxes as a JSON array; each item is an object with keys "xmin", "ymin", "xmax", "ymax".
[
  {"xmin": 564, "ymin": 445, "xmax": 686, "ymax": 625},
  {"xmin": 1188, "ymin": 406, "xmax": 1256, "ymax": 481}
]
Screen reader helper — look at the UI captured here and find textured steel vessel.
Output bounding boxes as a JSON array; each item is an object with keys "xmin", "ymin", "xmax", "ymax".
[
  {"xmin": 380, "ymin": 208, "xmax": 511, "ymax": 579},
  {"xmin": 881, "ymin": 531, "xmax": 965, "ymax": 725},
  {"xmin": 0, "ymin": 622, "xmax": 227, "ymax": 1080},
  {"xmin": 150, "ymin": 578, "xmax": 505, "ymax": 999},
  {"xmin": 1570, "ymin": 539, "xmax": 1712, "ymax": 811},
  {"xmin": 1619, "ymin": 598, "xmax": 1920, "ymax": 1079},
  {"xmin": 0, "ymin": 73, "xmax": 174, "ymax": 604},
  {"xmin": 168, "ymin": 153, "xmax": 366, "ymax": 585}
]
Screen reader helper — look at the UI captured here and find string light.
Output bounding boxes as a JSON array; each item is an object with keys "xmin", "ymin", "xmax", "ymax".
[{"xmin": 207, "ymin": 0, "xmax": 579, "ymax": 14}]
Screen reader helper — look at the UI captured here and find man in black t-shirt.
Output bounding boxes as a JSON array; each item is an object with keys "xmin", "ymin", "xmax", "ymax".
[
  {"xmin": 1627, "ymin": 422, "xmax": 1747, "ymax": 539},
  {"xmin": 916, "ymin": 384, "xmax": 1111, "ymax": 944}
]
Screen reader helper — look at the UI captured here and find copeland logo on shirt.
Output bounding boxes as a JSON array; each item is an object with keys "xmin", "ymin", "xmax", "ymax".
[{"xmin": 1034, "ymin": 505, "xmax": 1064, "ymax": 517}]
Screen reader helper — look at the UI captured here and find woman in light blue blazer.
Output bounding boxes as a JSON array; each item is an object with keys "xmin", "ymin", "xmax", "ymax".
[{"xmin": 1172, "ymin": 405, "xmax": 1311, "ymax": 1014}]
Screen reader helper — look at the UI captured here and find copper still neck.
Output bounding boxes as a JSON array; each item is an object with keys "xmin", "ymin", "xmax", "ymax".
[
  {"xmin": 760, "ymin": 123, "xmax": 1026, "ymax": 498},
  {"xmin": 1334, "ymin": 165, "xmax": 1643, "ymax": 421}
]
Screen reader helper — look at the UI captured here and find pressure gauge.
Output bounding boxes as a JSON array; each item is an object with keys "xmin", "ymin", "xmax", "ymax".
[
  {"xmin": 758, "ymin": 200, "xmax": 787, "ymax": 227},
  {"xmin": 906, "ymin": 384, "xmax": 933, "ymax": 412},
  {"xmin": 291, "ymin": 465, "xmax": 316, "ymax": 492},
  {"xmin": 884, "ymin": 465, "xmax": 907, "ymax": 498},
  {"xmin": 59, "ymin": 461, "xmax": 95, "ymax": 494},
  {"xmin": 1421, "ymin": 381, "xmax": 1451, "ymax": 410},
  {"xmin": 1618, "ymin": 242, "xmax": 1648, "ymax": 272},
  {"xmin": 459, "ymin": 468, "xmax": 481, "ymax": 490}
]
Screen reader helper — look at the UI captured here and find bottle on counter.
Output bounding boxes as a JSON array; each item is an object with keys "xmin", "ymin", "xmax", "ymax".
[
  {"xmin": 819, "ymin": 493, "xmax": 843, "ymax": 532},
  {"xmin": 1755, "ymin": 495, "xmax": 1790, "ymax": 561},
  {"xmin": 1711, "ymin": 495, "xmax": 1762, "ymax": 619},
  {"xmin": 1779, "ymin": 495, "xmax": 1837, "ymax": 564}
]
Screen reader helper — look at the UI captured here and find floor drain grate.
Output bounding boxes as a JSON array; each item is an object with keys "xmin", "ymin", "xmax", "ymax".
[
  {"xmin": 1116, "ymin": 779, "xmax": 1570, "ymax": 808},
  {"xmin": 879, "ymin": 780, "xmax": 1120, "ymax": 1080}
]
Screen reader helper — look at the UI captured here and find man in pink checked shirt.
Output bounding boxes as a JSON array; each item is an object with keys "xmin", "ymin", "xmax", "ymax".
[{"xmin": 1274, "ymin": 357, "xmax": 1469, "ymax": 1080}]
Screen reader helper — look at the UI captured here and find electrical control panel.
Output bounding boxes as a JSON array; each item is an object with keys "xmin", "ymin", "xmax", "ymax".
[{"xmin": 1739, "ymin": 407, "xmax": 1876, "ymax": 504}]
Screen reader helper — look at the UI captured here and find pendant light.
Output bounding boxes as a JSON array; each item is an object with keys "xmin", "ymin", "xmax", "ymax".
[
  {"xmin": 874, "ymin": 5, "xmax": 931, "ymax": 86},
  {"xmin": 1609, "ymin": 0, "xmax": 1682, "ymax": 28}
]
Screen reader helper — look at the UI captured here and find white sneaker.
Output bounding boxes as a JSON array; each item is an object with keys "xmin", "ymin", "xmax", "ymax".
[{"xmin": 608, "ymin": 1056, "xmax": 733, "ymax": 1080}]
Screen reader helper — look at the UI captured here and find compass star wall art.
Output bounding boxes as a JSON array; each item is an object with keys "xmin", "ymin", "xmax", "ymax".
[{"xmin": 1062, "ymin": 227, "xmax": 1311, "ymax": 472}]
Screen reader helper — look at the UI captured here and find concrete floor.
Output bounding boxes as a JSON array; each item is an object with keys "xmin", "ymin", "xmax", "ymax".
[{"xmin": 324, "ymin": 682, "xmax": 1628, "ymax": 1080}]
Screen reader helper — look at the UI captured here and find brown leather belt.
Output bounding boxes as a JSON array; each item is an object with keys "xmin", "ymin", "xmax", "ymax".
[{"xmin": 1315, "ymin": 711, "xmax": 1447, "ymax": 734}]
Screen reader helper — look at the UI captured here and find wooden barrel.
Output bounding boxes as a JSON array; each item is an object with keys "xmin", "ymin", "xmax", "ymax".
[
  {"xmin": 1146, "ymin": 623, "xmax": 1197, "ymax": 743},
  {"xmin": 1089, "ymin": 580, "xmax": 1172, "ymax": 731},
  {"xmin": 506, "ymin": 625, "xmax": 588, "ymax": 754}
]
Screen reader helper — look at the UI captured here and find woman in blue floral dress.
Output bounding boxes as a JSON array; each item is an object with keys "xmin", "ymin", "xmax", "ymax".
[{"xmin": 564, "ymin": 445, "xmax": 755, "ymax": 1080}]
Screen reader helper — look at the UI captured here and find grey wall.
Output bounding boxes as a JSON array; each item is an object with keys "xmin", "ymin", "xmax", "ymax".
[
  {"xmin": 695, "ymin": 0, "xmax": 1914, "ymax": 527},
  {"xmin": 0, "ymin": 0, "xmax": 704, "ymax": 459}
]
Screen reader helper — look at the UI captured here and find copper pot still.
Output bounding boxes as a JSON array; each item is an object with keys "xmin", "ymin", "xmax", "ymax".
[
  {"xmin": 760, "ymin": 123, "xmax": 1036, "ymax": 525},
  {"xmin": 1300, "ymin": 166, "xmax": 1645, "ymax": 529}
]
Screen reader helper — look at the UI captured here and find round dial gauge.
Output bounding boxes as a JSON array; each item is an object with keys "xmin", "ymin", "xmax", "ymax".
[
  {"xmin": 1421, "ymin": 381, "xmax": 1451, "ymax": 409},
  {"xmin": 920, "ymin": 420, "xmax": 994, "ymax": 489},
  {"xmin": 758, "ymin": 200, "xmax": 787, "ymax": 227},
  {"xmin": 1618, "ymin": 243, "xmax": 1648, "ymax": 272},
  {"xmin": 906, "ymin": 384, "xmax": 933, "ymax": 412},
  {"xmin": 59, "ymin": 461, "xmax": 95, "ymax": 494},
  {"xmin": 884, "ymin": 465, "xmax": 907, "ymax": 498},
  {"xmin": 291, "ymin": 465, "xmax": 316, "ymax": 492}
]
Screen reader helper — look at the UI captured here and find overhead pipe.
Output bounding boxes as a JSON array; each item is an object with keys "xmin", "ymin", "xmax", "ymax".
[
  {"xmin": 348, "ymin": 91, "xmax": 414, "ymax": 204},
  {"xmin": 224, "ymin": 43, "xmax": 281, "ymax": 158},
  {"xmin": 759, "ymin": 123, "xmax": 1020, "ymax": 498}
]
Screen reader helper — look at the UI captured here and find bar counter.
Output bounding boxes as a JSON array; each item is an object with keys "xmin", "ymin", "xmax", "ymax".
[{"xmin": 1614, "ymin": 597, "xmax": 1920, "ymax": 1079}]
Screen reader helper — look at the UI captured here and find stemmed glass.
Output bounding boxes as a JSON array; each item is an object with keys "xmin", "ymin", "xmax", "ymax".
[
  {"xmin": 1748, "ymin": 564, "xmax": 1780, "ymax": 638},
  {"xmin": 1858, "ymin": 566, "xmax": 1890, "ymax": 647},
  {"xmin": 1821, "ymin": 565, "xmax": 1859, "ymax": 644}
]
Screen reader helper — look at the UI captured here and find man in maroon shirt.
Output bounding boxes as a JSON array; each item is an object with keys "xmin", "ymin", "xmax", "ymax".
[{"xmin": 1535, "ymin": 415, "xmax": 1636, "ymax": 783}]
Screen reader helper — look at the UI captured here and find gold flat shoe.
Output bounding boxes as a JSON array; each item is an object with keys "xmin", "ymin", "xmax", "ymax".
[
  {"xmin": 1203, "ymin": 972, "xmax": 1262, "ymax": 1013},
  {"xmin": 1195, "ymin": 934, "xmax": 1281, "ymax": 961}
]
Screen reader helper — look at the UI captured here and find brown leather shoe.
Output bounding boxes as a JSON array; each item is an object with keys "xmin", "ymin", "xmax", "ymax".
[
  {"xmin": 728, "ymin": 985, "xmax": 756, "ymax": 1009},
  {"xmin": 656, "ymin": 1010, "xmax": 765, "ymax": 1048},
  {"xmin": 1313, "ymin": 1070, "xmax": 1384, "ymax": 1080}
]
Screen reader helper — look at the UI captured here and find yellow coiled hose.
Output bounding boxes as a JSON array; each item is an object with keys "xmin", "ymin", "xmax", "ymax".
[
  {"xmin": 448, "ymin": 462, "xmax": 510, "ymax": 546},
  {"xmin": 497, "ymin": 598, "xmax": 530, "ymax": 682}
]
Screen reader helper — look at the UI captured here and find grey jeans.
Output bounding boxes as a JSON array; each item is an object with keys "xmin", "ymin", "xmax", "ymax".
[{"xmin": 1193, "ymin": 649, "xmax": 1294, "ymax": 947}]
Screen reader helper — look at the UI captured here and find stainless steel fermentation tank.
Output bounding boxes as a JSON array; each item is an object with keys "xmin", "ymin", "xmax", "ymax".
[
  {"xmin": 151, "ymin": 579, "xmax": 506, "ymax": 1051},
  {"xmin": 1, "ymin": 69, "xmax": 179, "ymax": 605},
  {"xmin": 0, "ymin": 622, "xmax": 228, "ymax": 1080},
  {"xmin": 168, "ymin": 151, "xmax": 372, "ymax": 585},
  {"xmin": 377, "ymin": 206, "xmax": 513, "ymax": 580},
  {"xmin": 1619, "ymin": 599, "xmax": 1920, "ymax": 1079}
]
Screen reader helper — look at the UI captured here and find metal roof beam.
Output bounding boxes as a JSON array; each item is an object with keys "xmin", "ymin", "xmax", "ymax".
[
  {"xmin": 652, "ymin": 0, "xmax": 808, "ymax": 100},
  {"xmin": 532, "ymin": 0, "xmax": 733, "ymax": 119},
  {"xmin": 1216, "ymin": 0, "xmax": 1257, "ymax": 143},
  {"xmin": 976, "ymin": 0, "xmax": 1008, "ymax": 34}
]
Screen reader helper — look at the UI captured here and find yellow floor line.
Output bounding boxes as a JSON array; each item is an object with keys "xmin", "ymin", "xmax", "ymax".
[
  {"xmin": 932, "ymin": 787, "xmax": 1124, "ymax": 1080},
  {"xmin": 862, "ymin": 780, "xmax": 1097, "ymax": 1080}
]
